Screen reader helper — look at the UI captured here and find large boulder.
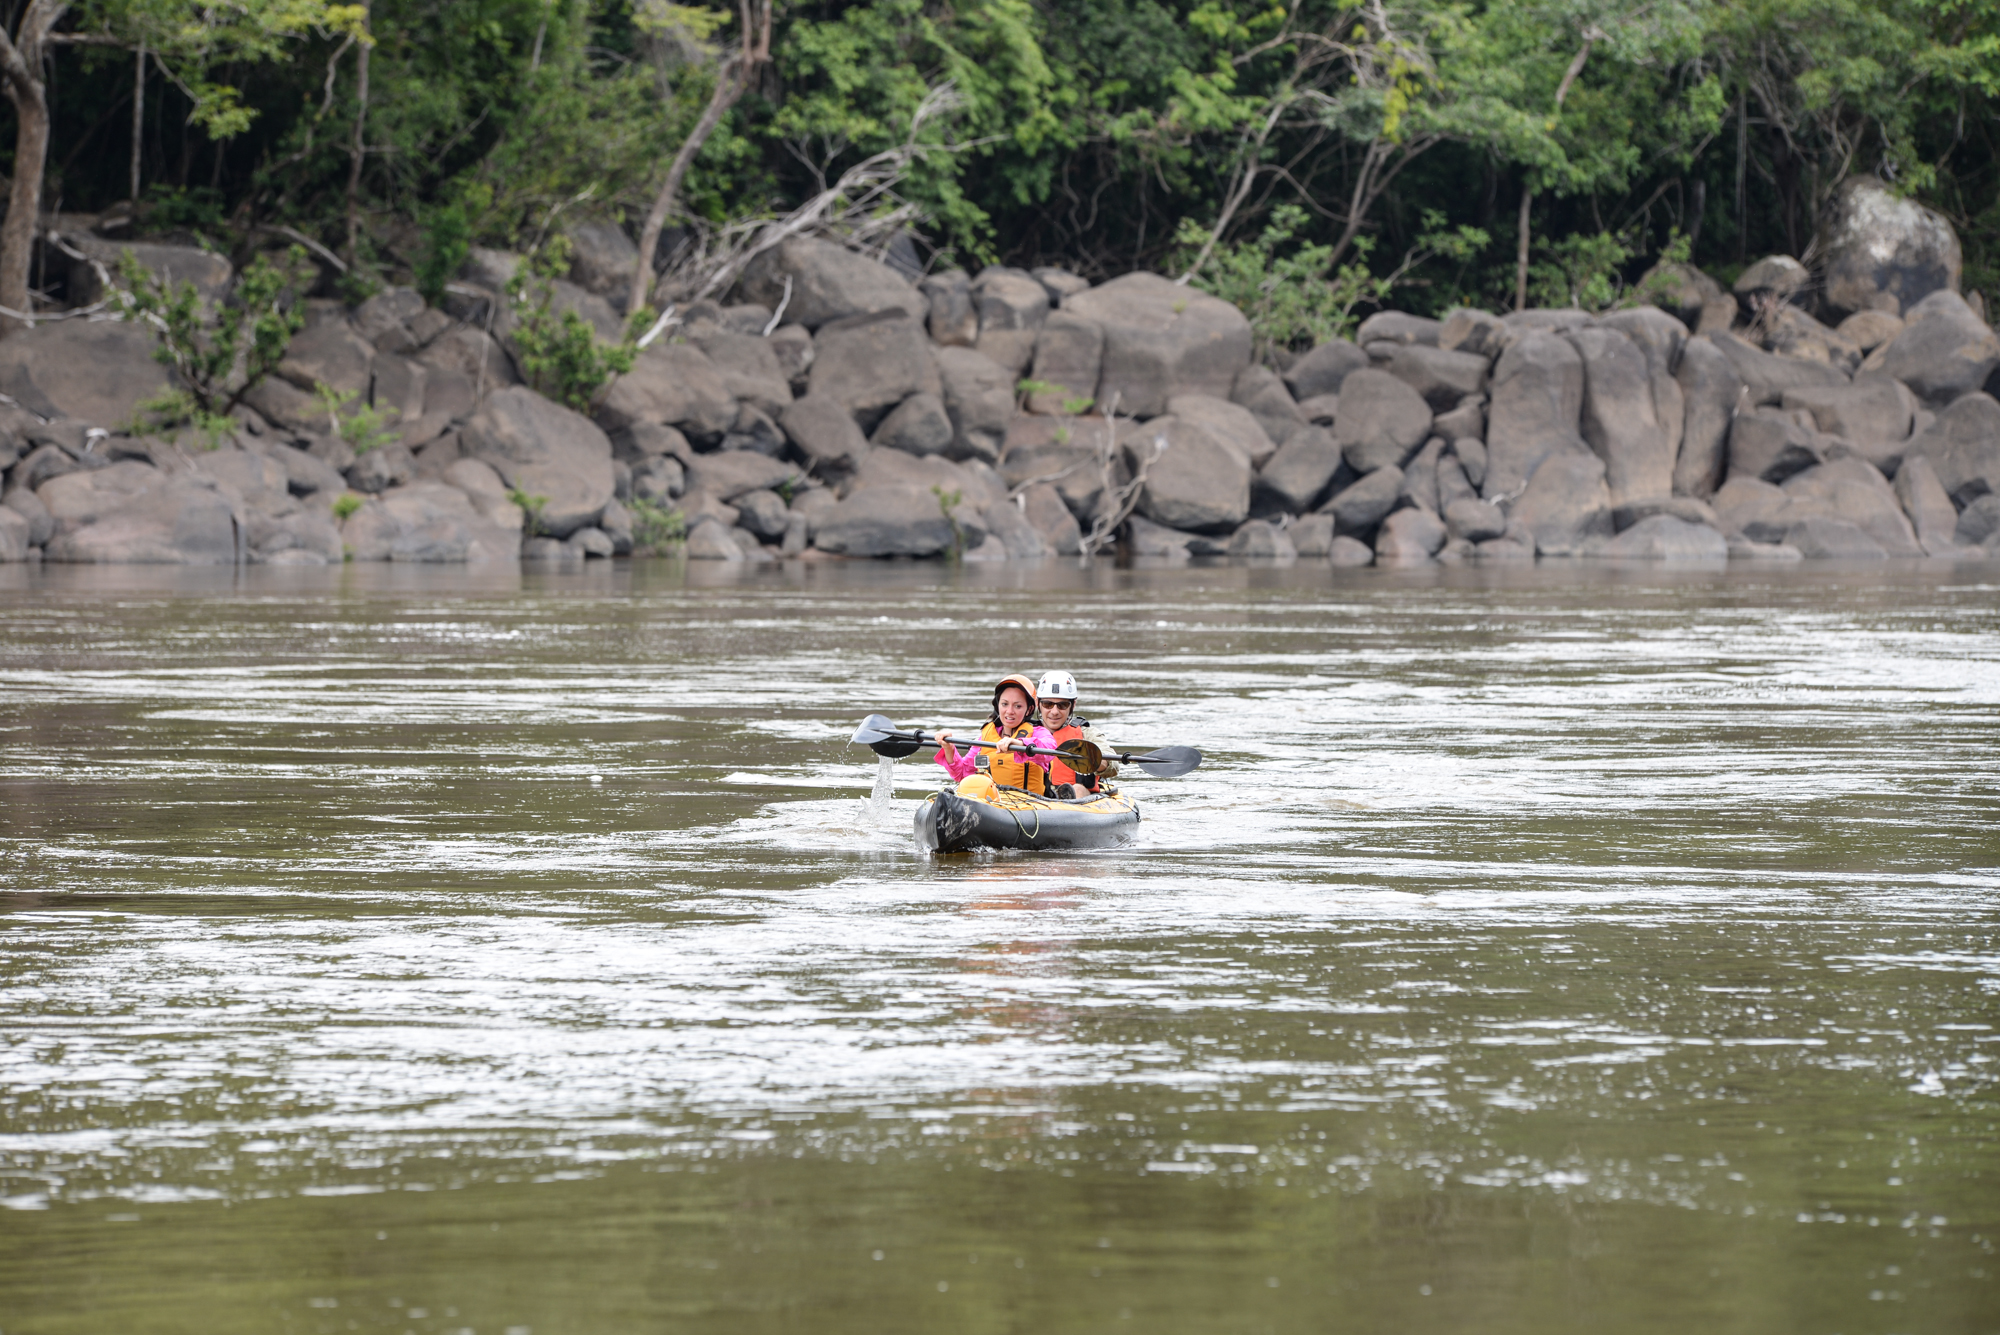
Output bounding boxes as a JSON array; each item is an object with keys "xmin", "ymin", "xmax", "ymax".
[
  {"xmin": 1779, "ymin": 376, "xmax": 1916, "ymax": 474},
  {"xmin": 1165, "ymin": 394, "xmax": 1276, "ymax": 470},
  {"xmin": 812, "ymin": 485, "xmax": 965, "ymax": 557},
  {"xmin": 684, "ymin": 449, "xmax": 801, "ymax": 502},
  {"xmin": 779, "ymin": 394, "xmax": 871, "ymax": 474},
  {"xmin": 1355, "ymin": 312, "xmax": 1441, "ymax": 348},
  {"xmin": 919, "ymin": 270, "xmax": 977, "ymax": 347},
  {"xmin": 934, "ymin": 346, "xmax": 1014, "ymax": 464},
  {"xmin": 981, "ymin": 498, "xmax": 1056, "ymax": 559},
  {"xmin": 1818, "ymin": 175, "xmax": 1963, "ymax": 320},
  {"xmin": 1019, "ymin": 482, "xmax": 1083, "ymax": 554},
  {"xmin": 342, "ymin": 481, "xmax": 520, "ymax": 562},
  {"xmin": 844, "ymin": 448, "xmax": 1002, "ymax": 510},
  {"xmin": 1284, "ymin": 340, "xmax": 1369, "ymax": 402},
  {"xmin": 971, "ymin": 268, "xmax": 1051, "ymax": 374},
  {"xmin": 65, "ymin": 237, "xmax": 233, "ymax": 309},
  {"xmin": 1439, "ymin": 307, "xmax": 1508, "ymax": 359},
  {"xmin": 1565, "ymin": 325, "xmax": 1674, "ymax": 507},
  {"xmin": 1865, "ymin": 290, "xmax": 2000, "ymax": 408},
  {"xmin": 1785, "ymin": 515, "xmax": 1888, "ymax": 559},
  {"xmin": 1509, "ymin": 451, "xmax": 1613, "ymax": 556},
  {"xmin": 1333, "ymin": 369, "xmax": 1431, "ymax": 473},
  {"xmin": 0, "ymin": 320, "xmax": 172, "ymax": 426},
  {"xmin": 1382, "ymin": 345, "xmax": 1489, "ymax": 411},
  {"xmin": 461, "ymin": 385, "xmax": 615, "ymax": 537},
  {"xmin": 1673, "ymin": 336, "xmax": 1743, "ymax": 498},
  {"xmin": 594, "ymin": 342, "xmax": 736, "ymax": 440},
  {"xmin": 1709, "ymin": 330, "xmax": 1847, "ymax": 405},
  {"xmin": 1958, "ymin": 496, "xmax": 2000, "ymax": 547},
  {"xmin": 1637, "ymin": 262, "xmax": 1729, "ymax": 331},
  {"xmin": 870, "ymin": 392, "xmax": 954, "ymax": 456},
  {"xmin": 1062, "ymin": 273, "xmax": 1251, "ymax": 418},
  {"xmin": 1781, "ymin": 457, "xmax": 1923, "ymax": 556},
  {"xmin": 1761, "ymin": 305, "xmax": 1862, "ymax": 375},
  {"xmin": 1373, "ymin": 506, "xmax": 1446, "ymax": 564},
  {"xmin": 565, "ymin": 220, "xmax": 639, "ymax": 300},
  {"xmin": 1231, "ymin": 365, "xmax": 1305, "ymax": 442},
  {"xmin": 0, "ymin": 504, "xmax": 29, "ymax": 561},
  {"xmin": 806, "ymin": 312, "xmax": 941, "ymax": 428},
  {"xmin": 1588, "ymin": 513, "xmax": 1727, "ymax": 560},
  {"xmin": 1713, "ymin": 475, "xmax": 1796, "ymax": 541},
  {"xmin": 1122, "ymin": 416, "xmax": 1249, "ymax": 533},
  {"xmin": 736, "ymin": 236, "xmax": 926, "ymax": 330},
  {"xmin": 1322, "ymin": 465, "xmax": 1404, "ymax": 536},
  {"xmin": 1484, "ymin": 331, "xmax": 1584, "ymax": 500},
  {"xmin": 1728, "ymin": 409, "xmax": 1824, "ymax": 484},
  {"xmin": 1908, "ymin": 391, "xmax": 2000, "ymax": 506},
  {"xmin": 1893, "ymin": 453, "xmax": 1968, "ymax": 556},
  {"xmin": 40, "ymin": 462, "xmax": 239, "ymax": 563},
  {"xmin": 1026, "ymin": 311, "xmax": 1103, "ymax": 414},
  {"xmin": 1254, "ymin": 424, "xmax": 1345, "ymax": 513},
  {"xmin": 681, "ymin": 326, "xmax": 794, "ymax": 417},
  {"xmin": 1598, "ymin": 306, "xmax": 1689, "ymax": 448}
]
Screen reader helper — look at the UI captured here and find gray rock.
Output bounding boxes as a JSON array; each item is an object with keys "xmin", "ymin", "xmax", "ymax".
[
  {"xmin": 1709, "ymin": 330, "xmax": 1847, "ymax": 405},
  {"xmin": 275, "ymin": 313, "xmax": 376, "ymax": 402},
  {"xmin": 566, "ymin": 221, "xmax": 639, "ymax": 300},
  {"xmin": 1373, "ymin": 506, "xmax": 1446, "ymax": 563},
  {"xmin": 1785, "ymin": 515, "xmax": 1888, "ymax": 559},
  {"xmin": 1231, "ymin": 365, "xmax": 1304, "ymax": 440},
  {"xmin": 1124, "ymin": 514, "xmax": 1193, "ymax": 560},
  {"xmin": 1432, "ymin": 395, "xmax": 1486, "ymax": 444},
  {"xmin": 683, "ymin": 518, "xmax": 744, "ymax": 561},
  {"xmin": 442, "ymin": 457, "xmax": 526, "ymax": 529},
  {"xmin": 919, "ymin": 270, "xmax": 977, "ymax": 347},
  {"xmin": 244, "ymin": 498, "xmax": 342, "ymax": 564},
  {"xmin": 998, "ymin": 433, "xmax": 1107, "ymax": 527},
  {"xmin": 1673, "ymin": 336, "xmax": 1742, "ymax": 498},
  {"xmin": 1504, "ymin": 308, "xmax": 1595, "ymax": 336},
  {"xmin": 1400, "ymin": 437, "xmax": 1444, "ymax": 515},
  {"xmin": 1638, "ymin": 262, "xmax": 1729, "ymax": 330},
  {"xmin": 1020, "ymin": 482, "xmax": 1084, "ymax": 555},
  {"xmin": 1779, "ymin": 376, "xmax": 1916, "ymax": 474},
  {"xmin": 1444, "ymin": 497, "xmax": 1507, "ymax": 542},
  {"xmin": 345, "ymin": 442, "xmax": 416, "ymax": 494},
  {"xmin": 0, "ymin": 503, "xmax": 30, "ymax": 560},
  {"xmin": 971, "ymin": 268, "xmax": 1052, "ymax": 374},
  {"xmin": 1475, "ymin": 521, "xmax": 1538, "ymax": 562},
  {"xmin": 1123, "ymin": 416, "xmax": 1249, "ymax": 534},
  {"xmin": 724, "ymin": 490, "xmax": 786, "ymax": 543},
  {"xmin": 66, "ymin": 236, "xmax": 233, "ymax": 309},
  {"xmin": 631, "ymin": 455, "xmax": 684, "ymax": 503},
  {"xmin": 871, "ymin": 392, "xmax": 954, "ymax": 456},
  {"xmin": 736, "ymin": 235, "xmax": 926, "ymax": 330},
  {"xmin": 1586, "ymin": 513, "xmax": 1727, "ymax": 560},
  {"xmin": 808, "ymin": 311, "xmax": 942, "ymax": 428},
  {"xmin": 981, "ymin": 498, "xmax": 1055, "ymax": 558},
  {"xmin": 1907, "ymin": 392, "xmax": 2000, "ymax": 506},
  {"xmin": 813, "ymin": 485, "xmax": 963, "ymax": 557},
  {"xmin": 343, "ymin": 481, "xmax": 522, "ymax": 562},
  {"xmin": 1728, "ymin": 409, "xmax": 1824, "ymax": 484},
  {"xmin": 2, "ymin": 483, "xmax": 54, "ymax": 546},
  {"xmin": 1355, "ymin": 312, "xmax": 1441, "ymax": 347},
  {"xmin": 1063, "ymin": 272, "xmax": 1252, "ymax": 417},
  {"xmin": 1329, "ymin": 534, "xmax": 1374, "ymax": 566},
  {"xmin": 41, "ymin": 463, "xmax": 240, "ymax": 563},
  {"xmin": 1780, "ymin": 459, "xmax": 1918, "ymax": 559},
  {"xmin": 845, "ymin": 449, "xmax": 1002, "ymax": 511},
  {"xmin": 1438, "ymin": 307, "xmax": 1506, "ymax": 359},
  {"xmin": 1295, "ymin": 393, "xmax": 1341, "ymax": 425},
  {"xmin": 1032, "ymin": 266, "xmax": 1090, "ymax": 304},
  {"xmin": 1727, "ymin": 534, "xmax": 1804, "ymax": 561},
  {"xmin": 1566, "ymin": 325, "xmax": 1674, "ymax": 507},
  {"xmin": 1818, "ymin": 175, "xmax": 1962, "ymax": 320},
  {"xmin": 1166, "ymin": 394, "xmax": 1276, "ymax": 470},
  {"xmin": 1322, "ymin": 465, "xmax": 1404, "ymax": 535},
  {"xmin": 779, "ymin": 394, "xmax": 871, "ymax": 474},
  {"xmin": 352, "ymin": 287, "xmax": 425, "ymax": 354},
  {"xmin": 767, "ymin": 324, "xmax": 814, "ymax": 387},
  {"xmin": 1283, "ymin": 339, "xmax": 1369, "ymax": 400},
  {"xmin": 1511, "ymin": 451, "xmax": 1614, "ymax": 556},
  {"xmin": 1866, "ymin": 290, "xmax": 2000, "ymax": 407},
  {"xmin": 1334, "ymin": 369, "xmax": 1432, "ymax": 473},
  {"xmin": 14, "ymin": 442, "xmax": 88, "ymax": 491},
  {"xmin": 681, "ymin": 326, "xmax": 794, "ymax": 417},
  {"xmin": 1598, "ymin": 306, "xmax": 1689, "ymax": 436},
  {"xmin": 1288, "ymin": 512, "xmax": 1334, "ymax": 557},
  {"xmin": 1484, "ymin": 331, "xmax": 1584, "ymax": 500},
  {"xmin": 0, "ymin": 320, "xmax": 172, "ymax": 427},
  {"xmin": 1612, "ymin": 495, "xmax": 1722, "ymax": 531},
  {"xmin": 933, "ymin": 346, "xmax": 1014, "ymax": 465},
  {"xmin": 685, "ymin": 449, "xmax": 799, "ymax": 502},
  {"xmin": 567, "ymin": 525, "xmax": 616, "ymax": 558},
  {"xmin": 1451, "ymin": 437, "xmax": 1488, "ymax": 490},
  {"xmin": 1026, "ymin": 311, "xmax": 1103, "ymax": 413},
  {"xmin": 1836, "ymin": 309, "xmax": 1904, "ymax": 353},
  {"xmin": 1254, "ymin": 424, "xmax": 1348, "ymax": 515},
  {"xmin": 1761, "ymin": 305, "xmax": 1863, "ymax": 375},
  {"xmin": 1713, "ymin": 475, "xmax": 1794, "ymax": 542},
  {"xmin": 1437, "ymin": 449, "xmax": 1478, "ymax": 512},
  {"xmin": 1226, "ymin": 518, "xmax": 1296, "ymax": 561},
  {"xmin": 461, "ymin": 384, "xmax": 615, "ymax": 537},
  {"xmin": 721, "ymin": 403, "xmax": 787, "ymax": 457},
  {"xmin": 1734, "ymin": 254, "xmax": 1811, "ymax": 302},
  {"xmin": 1384, "ymin": 344, "xmax": 1490, "ymax": 411},
  {"xmin": 1957, "ymin": 494, "xmax": 2000, "ymax": 546},
  {"xmin": 416, "ymin": 325, "xmax": 516, "ymax": 406},
  {"xmin": 1892, "ymin": 453, "xmax": 1966, "ymax": 556},
  {"xmin": 595, "ymin": 342, "xmax": 736, "ymax": 441}
]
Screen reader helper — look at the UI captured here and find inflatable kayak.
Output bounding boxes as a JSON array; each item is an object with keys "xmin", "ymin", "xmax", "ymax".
[{"xmin": 915, "ymin": 785, "xmax": 1140, "ymax": 853}]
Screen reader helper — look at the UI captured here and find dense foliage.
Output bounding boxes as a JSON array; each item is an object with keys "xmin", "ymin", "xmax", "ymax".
[{"xmin": 11, "ymin": 0, "xmax": 2000, "ymax": 334}]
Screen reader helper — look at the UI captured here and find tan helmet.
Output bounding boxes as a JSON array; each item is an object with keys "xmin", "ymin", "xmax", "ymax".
[{"xmin": 991, "ymin": 673, "xmax": 1039, "ymax": 718}]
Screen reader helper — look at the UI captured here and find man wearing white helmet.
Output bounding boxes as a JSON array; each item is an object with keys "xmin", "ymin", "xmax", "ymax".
[{"xmin": 1035, "ymin": 669, "xmax": 1119, "ymax": 798}]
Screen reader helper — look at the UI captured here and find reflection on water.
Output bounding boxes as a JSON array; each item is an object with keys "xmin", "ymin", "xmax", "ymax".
[{"xmin": 0, "ymin": 559, "xmax": 1996, "ymax": 1334}]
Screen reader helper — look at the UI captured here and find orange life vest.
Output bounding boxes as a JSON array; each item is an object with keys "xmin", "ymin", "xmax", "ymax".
[
  {"xmin": 1044, "ymin": 721, "xmax": 1096, "ymax": 791},
  {"xmin": 976, "ymin": 719, "xmax": 1046, "ymax": 795}
]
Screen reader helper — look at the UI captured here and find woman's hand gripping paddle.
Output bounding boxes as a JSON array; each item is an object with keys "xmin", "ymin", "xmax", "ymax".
[{"xmin": 850, "ymin": 716, "xmax": 1202, "ymax": 779}]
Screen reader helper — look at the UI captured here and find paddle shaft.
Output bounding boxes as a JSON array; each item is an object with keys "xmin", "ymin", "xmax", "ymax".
[{"xmin": 877, "ymin": 727, "xmax": 1081, "ymax": 763}]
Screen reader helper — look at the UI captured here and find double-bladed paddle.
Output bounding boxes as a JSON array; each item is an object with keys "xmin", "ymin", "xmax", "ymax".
[{"xmin": 849, "ymin": 715, "xmax": 1202, "ymax": 779}]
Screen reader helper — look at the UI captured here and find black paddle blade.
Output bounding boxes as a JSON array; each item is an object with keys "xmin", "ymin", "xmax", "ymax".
[
  {"xmin": 1127, "ymin": 745, "xmax": 1201, "ymax": 778},
  {"xmin": 1056, "ymin": 739, "xmax": 1103, "ymax": 775},
  {"xmin": 850, "ymin": 714, "xmax": 925, "ymax": 758}
]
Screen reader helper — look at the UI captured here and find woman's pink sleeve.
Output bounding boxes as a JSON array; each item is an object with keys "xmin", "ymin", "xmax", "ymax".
[
  {"xmin": 935, "ymin": 740, "xmax": 977, "ymax": 782},
  {"xmin": 1026, "ymin": 726, "xmax": 1057, "ymax": 773}
]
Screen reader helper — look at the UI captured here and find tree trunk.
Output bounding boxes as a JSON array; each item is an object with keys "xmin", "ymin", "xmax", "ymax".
[
  {"xmin": 627, "ymin": 60, "xmax": 745, "ymax": 316},
  {"xmin": 129, "ymin": 42, "xmax": 144, "ymax": 203},
  {"xmin": 0, "ymin": 71, "xmax": 51, "ymax": 331},
  {"xmin": 344, "ymin": 6, "xmax": 371, "ymax": 270},
  {"xmin": 1514, "ymin": 185, "xmax": 1533, "ymax": 313}
]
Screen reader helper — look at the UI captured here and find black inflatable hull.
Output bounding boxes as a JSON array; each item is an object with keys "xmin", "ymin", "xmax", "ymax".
[{"xmin": 914, "ymin": 789, "xmax": 1140, "ymax": 853}]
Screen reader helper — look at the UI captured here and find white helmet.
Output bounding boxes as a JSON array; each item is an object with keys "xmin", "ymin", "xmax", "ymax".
[{"xmin": 1037, "ymin": 670, "xmax": 1078, "ymax": 702}]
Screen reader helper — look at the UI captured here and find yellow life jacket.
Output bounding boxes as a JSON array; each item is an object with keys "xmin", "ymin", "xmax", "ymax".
[{"xmin": 976, "ymin": 719, "xmax": 1046, "ymax": 794}]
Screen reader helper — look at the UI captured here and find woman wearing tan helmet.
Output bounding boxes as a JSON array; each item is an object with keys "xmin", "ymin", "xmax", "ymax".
[{"xmin": 934, "ymin": 673, "xmax": 1059, "ymax": 798}]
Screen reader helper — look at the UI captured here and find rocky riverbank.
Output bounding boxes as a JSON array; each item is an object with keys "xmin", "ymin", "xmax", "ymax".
[{"xmin": 3, "ymin": 179, "xmax": 1998, "ymax": 567}]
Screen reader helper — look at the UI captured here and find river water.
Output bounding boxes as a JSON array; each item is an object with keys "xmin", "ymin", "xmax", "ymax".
[{"xmin": 1, "ymin": 559, "xmax": 1996, "ymax": 1335}]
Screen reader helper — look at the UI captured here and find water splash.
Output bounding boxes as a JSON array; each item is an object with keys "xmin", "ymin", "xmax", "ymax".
[{"xmin": 868, "ymin": 753, "xmax": 897, "ymax": 816}]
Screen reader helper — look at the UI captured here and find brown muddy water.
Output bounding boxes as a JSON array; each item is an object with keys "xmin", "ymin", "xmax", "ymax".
[{"xmin": 0, "ymin": 558, "xmax": 1996, "ymax": 1335}]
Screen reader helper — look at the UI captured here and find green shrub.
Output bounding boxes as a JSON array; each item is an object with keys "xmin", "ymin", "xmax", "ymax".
[
  {"xmin": 331, "ymin": 493, "xmax": 364, "ymax": 520},
  {"xmin": 628, "ymin": 496, "xmax": 686, "ymax": 554},
  {"xmin": 507, "ymin": 236, "xmax": 637, "ymax": 411},
  {"xmin": 313, "ymin": 383, "xmax": 401, "ymax": 455}
]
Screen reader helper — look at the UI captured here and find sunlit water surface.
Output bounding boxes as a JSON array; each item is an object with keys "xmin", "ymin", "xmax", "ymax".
[{"xmin": 1, "ymin": 559, "xmax": 1996, "ymax": 1335}]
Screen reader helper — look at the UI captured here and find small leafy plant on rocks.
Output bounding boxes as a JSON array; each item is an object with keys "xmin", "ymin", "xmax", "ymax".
[
  {"xmin": 508, "ymin": 236, "xmax": 637, "ymax": 411},
  {"xmin": 313, "ymin": 383, "xmax": 401, "ymax": 455},
  {"xmin": 627, "ymin": 497, "xmax": 686, "ymax": 554}
]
